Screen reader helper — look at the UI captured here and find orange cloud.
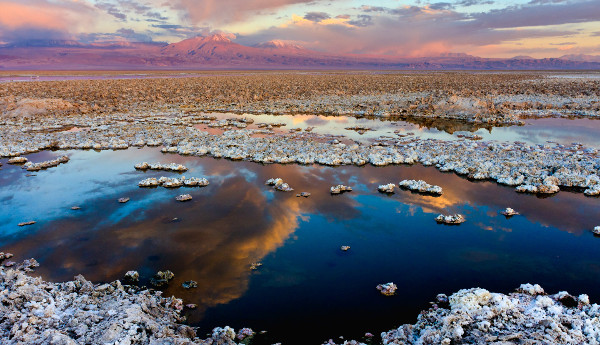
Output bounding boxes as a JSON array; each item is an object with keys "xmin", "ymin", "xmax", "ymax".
[
  {"xmin": 0, "ymin": 0, "xmax": 96, "ymax": 41},
  {"xmin": 0, "ymin": 3, "xmax": 67, "ymax": 30}
]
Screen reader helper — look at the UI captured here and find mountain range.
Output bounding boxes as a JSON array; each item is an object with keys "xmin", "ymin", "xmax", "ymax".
[{"xmin": 1, "ymin": 34, "xmax": 599, "ymax": 70}]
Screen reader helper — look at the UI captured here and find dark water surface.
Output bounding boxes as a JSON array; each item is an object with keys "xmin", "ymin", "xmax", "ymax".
[{"xmin": 1, "ymin": 148, "xmax": 600, "ymax": 344}]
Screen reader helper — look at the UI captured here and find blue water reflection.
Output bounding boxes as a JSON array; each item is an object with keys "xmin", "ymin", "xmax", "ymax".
[{"xmin": 1, "ymin": 148, "xmax": 599, "ymax": 344}]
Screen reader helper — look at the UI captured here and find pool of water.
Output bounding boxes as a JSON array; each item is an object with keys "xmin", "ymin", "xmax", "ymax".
[
  {"xmin": 199, "ymin": 113, "xmax": 600, "ymax": 148},
  {"xmin": 1, "ymin": 148, "xmax": 600, "ymax": 344},
  {"xmin": 0, "ymin": 73, "xmax": 215, "ymax": 83}
]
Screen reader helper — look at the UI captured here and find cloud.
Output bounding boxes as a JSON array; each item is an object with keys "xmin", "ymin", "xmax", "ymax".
[
  {"xmin": 95, "ymin": 2, "xmax": 127, "ymax": 21},
  {"xmin": 303, "ymin": 11, "xmax": 330, "ymax": 22},
  {"xmin": 347, "ymin": 15, "xmax": 373, "ymax": 27},
  {"xmin": 456, "ymin": 0, "xmax": 494, "ymax": 6},
  {"xmin": 429, "ymin": 2, "xmax": 454, "ymax": 10},
  {"xmin": 471, "ymin": 0, "xmax": 600, "ymax": 29},
  {"xmin": 359, "ymin": 5, "xmax": 387, "ymax": 13},
  {"xmin": 167, "ymin": 0, "xmax": 318, "ymax": 24},
  {"xmin": 238, "ymin": 2, "xmax": 584, "ymax": 57},
  {"xmin": 0, "ymin": 0, "xmax": 96, "ymax": 42},
  {"xmin": 77, "ymin": 28, "xmax": 156, "ymax": 43},
  {"xmin": 549, "ymin": 41, "xmax": 577, "ymax": 45}
]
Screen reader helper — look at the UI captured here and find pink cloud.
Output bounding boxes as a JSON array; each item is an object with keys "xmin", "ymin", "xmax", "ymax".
[
  {"xmin": 168, "ymin": 0, "xmax": 316, "ymax": 24},
  {"xmin": 0, "ymin": 0, "xmax": 96, "ymax": 41}
]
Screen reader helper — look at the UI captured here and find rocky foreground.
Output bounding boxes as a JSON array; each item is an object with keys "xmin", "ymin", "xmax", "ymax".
[
  {"xmin": 2, "ymin": 256, "xmax": 600, "ymax": 345},
  {"xmin": 0, "ymin": 256, "xmax": 252, "ymax": 345}
]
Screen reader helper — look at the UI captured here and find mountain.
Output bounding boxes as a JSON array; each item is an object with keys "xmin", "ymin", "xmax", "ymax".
[
  {"xmin": 1, "ymin": 35, "xmax": 600, "ymax": 70},
  {"xmin": 511, "ymin": 55, "xmax": 536, "ymax": 60},
  {"xmin": 560, "ymin": 54, "xmax": 600, "ymax": 63},
  {"xmin": 3, "ymin": 39, "xmax": 83, "ymax": 48}
]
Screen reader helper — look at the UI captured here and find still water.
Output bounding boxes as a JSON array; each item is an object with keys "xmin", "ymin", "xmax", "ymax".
[
  {"xmin": 1, "ymin": 148, "xmax": 600, "ymax": 344},
  {"xmin": 200, "ymin": 112, "xmax": 600, "ymax": 147}
]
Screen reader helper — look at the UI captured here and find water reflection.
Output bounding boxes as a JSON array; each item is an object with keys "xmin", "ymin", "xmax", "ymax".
[
  {"xmin": 196, "ymin": 112, "xmax": 600, "ymax": 147},
  {"xmin": 1, "ymin": 148, "xmax": 600, "ymax": 343}
]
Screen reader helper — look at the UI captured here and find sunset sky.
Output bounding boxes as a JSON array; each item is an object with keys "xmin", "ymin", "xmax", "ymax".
[{"xmin": 0, "ymin": 0, "xmax": 598, "ymax": 58}]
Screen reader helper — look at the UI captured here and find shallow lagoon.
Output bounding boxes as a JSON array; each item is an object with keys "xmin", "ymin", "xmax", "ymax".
[
  {"xmin": 199, "ymin": 112, "xmax": 600, "ymax": 147},
  {"xmin": 1, "ymin": 148, "xmax": 600, "ymax": 344}
]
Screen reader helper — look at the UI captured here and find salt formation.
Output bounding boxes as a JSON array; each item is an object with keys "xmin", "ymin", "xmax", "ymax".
[
  {"xmin": 516, "ymin": 183, "xmax": 560, "ymax": 194},
  {"xmin": 250, "ymin": 262, "xmax": 262, "ymax": 270},
  {"xmin": 501, "ymin": 207, "xmax": 519, "ymax": 216},
  {"xmin": 123, "ymin": 270, "xmax": 139, "ymax": 283},
  {"xmin": 435, "ymin": 214, "xmax": 466, "ymax": 225},
  {"xmin": 340, "ymin": 246, "xmax": 351, "ymax": 251},
  {"xmin": 593, "ymin": 226, "xmax": 600, "ymax": 235},
  {"xmin": 378, "ymin": 183, "xmax": 396, "ymax": 193},
  {"xmin": 399, "ymin": 180, "xmax": 443, "ymax": 195},
  {"xmin": 0, "ymin": 259, "xmax": 255, "ymax": 344},
  {"xmin": 150, "ymin": 270, "xmax": 174, "ymax": 287},
  {"xmin": 182, "ymin": 281, "xmax": 198, "ymax": 289},
  {"xmin": 134, "ymin": 162, "xmax": 188, "ymax": 172},
  {"xmin": 7, "ymin": 156, "xmax": 27, "ymax": 164},
  {"xmin": 331, "ymin": 185, "xmax": 353, "ymax": 194},
  {"xmin": 378, "ymin": 284, "xmax": 599, "ymax": 345},
  {"xmin": 585, "ymin": 185, "xmax": 600, "ymax": 196},
  {"xmin": 0, "ymin": 109, "xmax": 599, "ymax": 197},
  {"xmin": 17, "ymin": 221, "xmax": 36, "ymax": 227},
  {"xmin": 118, "ymin": 197, "xmax": 130, "ymax": 203},
  {"xmin": 377, "ymin": 282, "xmax": 398, "ymax": 296},
  {"xmin": 22, "ymin": 156, "xmax": 69, "ymax": 171},
  {"xmin": 175, "ymin": 194, "xmax": 192, "ymax": 202},
  {"xmin": 265, "ymin": 178, "xmax": 294, "ymax": 192},
  {"xmin": 296, "ymin": 192, "xmax": 311, "ymax": 197},
  {"xmin": 138, "ymin": 176, "xmax": 208, "ymax": 188}
]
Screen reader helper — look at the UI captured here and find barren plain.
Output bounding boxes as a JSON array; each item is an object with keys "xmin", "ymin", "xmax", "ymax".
[{"xmin": 1, "ymin": 70, "xmax": 600, "ymax": 344}]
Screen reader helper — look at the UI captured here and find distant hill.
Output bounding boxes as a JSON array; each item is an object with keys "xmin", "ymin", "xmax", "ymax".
[
  {"xmin": 560, "ymin": 54, "xmax": 600, "ymax": 63},
  {"xmin": 1, "ymin": 35, "xmax": 599, "ymax": 70}
]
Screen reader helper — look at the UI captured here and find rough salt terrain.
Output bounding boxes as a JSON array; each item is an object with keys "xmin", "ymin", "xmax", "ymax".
[
  {"xmin": 327, "ymin": 283, "xmax": 600, "ymax": 345},
  {"xmin": 0, "ymin": 257, "xmax": 255, "ymax": 345},
  {"xmin": 1, "ymin": 71, "xmax": 599, "ymax": 344},
  {"xmin": 3, "ymin": 258, "xmax": 600, "ymax": 345},
  {"xmin": 0, "ymin": 72, "xmax": 599, "ymax": 197}
]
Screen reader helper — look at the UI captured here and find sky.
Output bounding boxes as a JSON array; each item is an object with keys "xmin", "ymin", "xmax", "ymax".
[{"xmin": 0, "ymin": 0, "xmax": 598, "ymax": 58}]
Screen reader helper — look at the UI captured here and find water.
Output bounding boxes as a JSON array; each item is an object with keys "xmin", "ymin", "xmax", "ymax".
[
  {"xmin": 0, "ymin": 73, "xmax": 211, "ymax": 83},
  {"xmin": 1, "ymin": 148, "xmax": 600, "ymax": 344},
  {"xmin": 198, "ymin": 112, "xmax": 600, "ymax": 147}
]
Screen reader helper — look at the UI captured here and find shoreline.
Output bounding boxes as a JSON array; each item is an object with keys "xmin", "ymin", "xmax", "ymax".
[{"xmin": 2, "ymin": 256, "xmax": 598, "ymax": 344}]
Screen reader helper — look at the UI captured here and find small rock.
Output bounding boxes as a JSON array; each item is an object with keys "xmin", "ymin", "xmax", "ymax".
[
  {"xmin": 150, "ymin": 270, "xmax": 174, "ymax": 287},
  {"xmin": 399, "ymin": 179, "xmax": 443, "ymax": 195},
  {"xmin": 18, "ymin": 221, "xmax": 36, "ymax": 227},
  {"xmin": 296, "ymin": 192, "xmax": 311, "ymax": 197},
  {"xmin": 118, "ymin": 197, "xmax": 130, "ymax": 203},
  {"xmin": 377, "ymin": 282, "xmax": 397, "ymax": 296},
  {"xmin": 435, "ymin": 214, "xmax": 465, "ymax": 225},
  {"xmin": 8, "ymin": 157, "xmax": 28, "ymax": 164},
  {"xmin": 378, "ymin": 183, "xmax": 396, "ymax": 193},
  {"xmin": 330, "ymin": 185, "xmax": 352, "ymax": 195},
  {"xmin": 501, "ymin": 207, "xmax": 519, "ymax": 216},
  {"xmin": 71, "ymin": 206, "xmax": 81, "ymax": 210},
  {"xmin": 340, "ymin": 246, "xmax": 351, "ymax": 251},
  {"xmin": 266, "ymin": 178, "xmax": 294, "ymax": 192},
  {"xmin": 250, "ymin": 262, "xmax": 262, "ymax": 270},
  {"xmin": 175, "ymin": 194, "xmax": 192, "ymax": 202},
  {"xmin": 182, "ymin": 280, "xmax": 198, "ymax": 289},
  {"xmin": 123, "ymin": 271, "xmax": 139, "ymax": 283}
]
